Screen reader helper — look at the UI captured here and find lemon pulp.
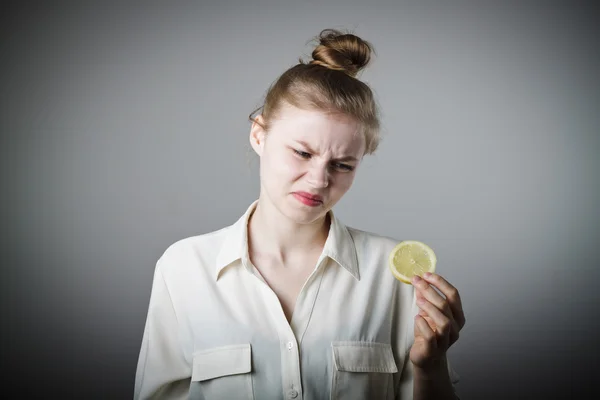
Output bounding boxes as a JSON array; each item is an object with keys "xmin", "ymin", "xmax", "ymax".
[{"xmin": 388, "ymin": 240, "xmax": 437, "ymax": 284}]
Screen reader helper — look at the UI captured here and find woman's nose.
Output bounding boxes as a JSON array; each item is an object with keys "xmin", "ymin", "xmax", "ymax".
[{"xmin": 306, "ymin": 164, "xmax": 329, "ymax": 188}]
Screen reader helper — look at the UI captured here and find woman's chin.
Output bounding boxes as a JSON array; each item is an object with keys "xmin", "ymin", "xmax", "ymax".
[{"xmin": 283, "ymin": 198, "xmax": 329, "ymax": 224}]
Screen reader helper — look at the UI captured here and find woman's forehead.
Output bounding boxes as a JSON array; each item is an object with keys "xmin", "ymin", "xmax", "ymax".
[
  {"xmin": 271, "ymin": 106, "xmax": 362, "ymax": 145},
  {"xmin": 273, "ymin": 104, "xmax": 355, "ymax": 125}
]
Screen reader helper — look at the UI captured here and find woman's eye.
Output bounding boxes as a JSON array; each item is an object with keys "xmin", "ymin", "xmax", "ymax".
[
  {"xmin": 333, "ymin": 163, "xmax": 354, "ymax": 172},
  {"xmin": 294, "ymin": 149, "xmax": 311, "ymax": 158}
]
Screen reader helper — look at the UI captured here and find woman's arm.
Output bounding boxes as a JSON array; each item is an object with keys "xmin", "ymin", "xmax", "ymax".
[
  {"xmin": 413, "ymin": 357, "xmax": 458, "ymax": 400},
  {"xmin": 395, "ymin": 351, "xmax": 460, "ymax": 399},
  {"xmin": 134, "ymin": 260, "xmax": 191, "ymax": 400}
]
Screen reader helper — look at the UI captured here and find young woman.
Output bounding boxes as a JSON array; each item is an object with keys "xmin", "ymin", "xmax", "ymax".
[{"xmin": 134, "ymin": 28, "xmax": 466, "ymax": 400}]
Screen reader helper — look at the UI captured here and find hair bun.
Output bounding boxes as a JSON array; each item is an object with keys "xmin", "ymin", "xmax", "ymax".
[{"xmin": 309, "ymin": 29, "xmax": 374, "ymax": 77}]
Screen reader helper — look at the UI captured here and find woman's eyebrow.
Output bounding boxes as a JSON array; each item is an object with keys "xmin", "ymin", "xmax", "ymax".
[
  {"xmin": 294, "ymin": 140, "xmax": 316, "ymax": 153},
  {"xmin": 333, "ymin": 155, "xmax": 358, "ymax": 162},
  {"xmin": 294, "ymin": 140, "xmax": 357, "ymax": 162}
]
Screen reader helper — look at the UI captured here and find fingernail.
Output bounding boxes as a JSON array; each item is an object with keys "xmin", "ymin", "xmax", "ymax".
[
  {"xmin": 412, "ymin": 276, "xmax": 421, "ymax": 283},
  {"xmin": 424, "ymin": 272, "xmax": 432, "ymax": 278}
]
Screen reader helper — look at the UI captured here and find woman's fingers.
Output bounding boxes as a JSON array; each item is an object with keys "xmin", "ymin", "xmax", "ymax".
[
  {"xmin": 413, "ymin": 276, "xmax": 453, "ymax": 320},
  {"xmin": 422, "ymin": 273, "xmax": 466, "ymax": 329},
  {"xmin": 415, "ymin": 315, "xmax": 437, "ymax": 350},
  {"xmin": 418, "ymin": 307, "xmax": 459, "ymax": 345},
  {"xmin": 413, "ymin": 273, "xmax": 466, "ymax": 352},
  {"xmin": 416, "ymin": 297, "xmax": 451, "ymax": 337}
]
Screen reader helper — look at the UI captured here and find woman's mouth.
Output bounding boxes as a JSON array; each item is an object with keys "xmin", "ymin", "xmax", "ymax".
[{"xmin": 293, "ymin": 192, "xmax": 323, "ymax": 207}]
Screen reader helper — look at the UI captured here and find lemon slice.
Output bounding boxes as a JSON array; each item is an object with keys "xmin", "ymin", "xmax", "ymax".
[{"xmin": 388, "ymin": 240, "xmax": 437, "ymax": 284}]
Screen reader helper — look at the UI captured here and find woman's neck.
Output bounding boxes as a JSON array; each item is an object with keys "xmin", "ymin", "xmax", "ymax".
[{"xmin": 247, "ymin": 198, "xmax": 330, "ymax": 264}]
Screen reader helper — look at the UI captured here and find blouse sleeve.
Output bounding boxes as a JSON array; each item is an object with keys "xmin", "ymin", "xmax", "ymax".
[{"xmin": 134, "ymin": 260, "xmax": 191, "ymax": 399}]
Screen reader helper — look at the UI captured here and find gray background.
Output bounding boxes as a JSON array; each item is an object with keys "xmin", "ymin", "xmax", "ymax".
[{"xmin": 2, "ymin": 0, "xmax": 598, "ymax": 398}]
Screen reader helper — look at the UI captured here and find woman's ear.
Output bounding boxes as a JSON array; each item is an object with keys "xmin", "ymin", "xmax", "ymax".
[{"xmin": 249, "ymin": 115, "xmax": 267, "ymax": 156}]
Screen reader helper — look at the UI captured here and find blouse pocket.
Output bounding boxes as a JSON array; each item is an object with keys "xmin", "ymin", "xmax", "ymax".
[
  {"xmin": 330, "ymin": 341, "xmax": 398, "ymax": 400},
  {"xmin": 189, "ymin": 343, "xmax": 254, "ymax": 400}
]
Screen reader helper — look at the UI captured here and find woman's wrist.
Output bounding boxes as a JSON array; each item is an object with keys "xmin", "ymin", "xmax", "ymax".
[{"xmin": 413, "ymin": 357, "xmax": 457, "ymax": 400}]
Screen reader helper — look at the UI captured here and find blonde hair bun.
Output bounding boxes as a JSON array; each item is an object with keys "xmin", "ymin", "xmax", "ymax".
[{"xmin": 308, "ymin": 29, "xmax": 374, "ymax": 78}]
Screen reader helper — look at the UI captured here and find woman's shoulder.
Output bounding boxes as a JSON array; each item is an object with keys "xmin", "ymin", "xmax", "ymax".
[
  {"xmin": 343, "ymin": 224, "xmax": 416, "ymax": 298},
  {"xmin": 345, "ymin": 224, "xmax": 402, "ymax": 252},
  {"xmin": 154, "ymin": 224, "xmax": 234, "ymax": 272}
]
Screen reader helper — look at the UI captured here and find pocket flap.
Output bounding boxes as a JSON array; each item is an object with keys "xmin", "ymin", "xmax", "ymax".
[
  {"xmin": 192, "ymin": 343, "xmax": 252, "ymax": 382},
  {"xmin": 331, "ymin": 341, "xmax": 398, "ymax": 373}
]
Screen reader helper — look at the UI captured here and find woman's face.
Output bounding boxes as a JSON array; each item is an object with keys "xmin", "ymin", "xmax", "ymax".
[{"xmin": 250, "ymin": 104, "xmax": 365, "ymax": 225}]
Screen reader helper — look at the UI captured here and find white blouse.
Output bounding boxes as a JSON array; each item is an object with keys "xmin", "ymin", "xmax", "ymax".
[{"xmin": 134, "ymin": 200, "xmax": 460, "ymax": 399}]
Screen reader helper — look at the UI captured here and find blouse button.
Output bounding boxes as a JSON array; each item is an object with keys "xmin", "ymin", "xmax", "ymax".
[{"xmin": 288, "ymin": 389, "xmax": 299, "ymax": 398}]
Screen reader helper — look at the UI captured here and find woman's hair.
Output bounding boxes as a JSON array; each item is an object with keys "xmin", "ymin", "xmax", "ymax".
[{"xmin": 249, "ymin": 28, "xmax": 381, "ymax": 155}]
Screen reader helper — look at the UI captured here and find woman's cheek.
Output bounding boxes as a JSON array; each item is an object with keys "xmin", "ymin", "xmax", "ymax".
[
  {"xmin": 337, "ymin": 172, "xmax": 356, "ymax": 191},
  {"xmin": 280, "ymin": 155, "xmax": 303, "ymax": 177}
]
